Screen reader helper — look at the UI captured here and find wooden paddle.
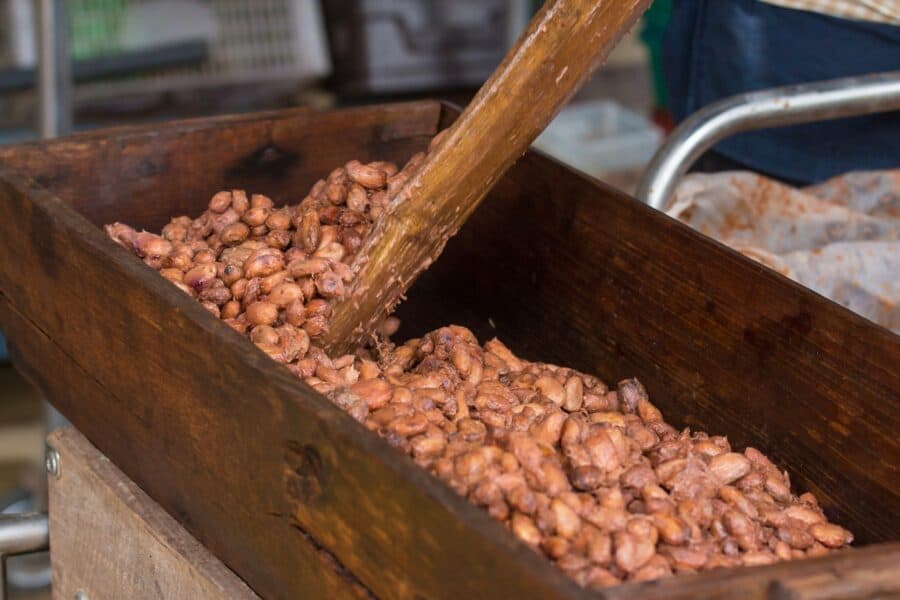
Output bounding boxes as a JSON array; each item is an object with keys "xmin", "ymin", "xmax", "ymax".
[{"xmin": 323, "ymin": 0, "xmax": 652, "ymax": 354}]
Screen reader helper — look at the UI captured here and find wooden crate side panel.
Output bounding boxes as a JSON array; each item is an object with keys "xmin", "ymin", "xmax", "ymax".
[
  {"xmin": 0, "ymin": 102, "xmax": 441, "ymax": 231},
  {"xmin": 0, "ymin": 169, "xmax": 583, "ymax": 599},
  {"xmin": 48, "ymin": 427, "xmax": 260, "ymax": 600},
  {"xmin": 397, "ymin": 151, "xmax": 900, "ymax": 544},
  {"xmin": 2, "ymin": 298, "xmax": 367, "ymax": 600}
]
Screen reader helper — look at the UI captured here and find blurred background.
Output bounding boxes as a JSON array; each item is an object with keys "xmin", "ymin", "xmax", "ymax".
[
  {"xmin": 0, "ymin": 2, "xmax": 663, "ymax": 597},
  {"xmin": 0, "ymin": 0, "xmax": 668, "ymax": 176}
]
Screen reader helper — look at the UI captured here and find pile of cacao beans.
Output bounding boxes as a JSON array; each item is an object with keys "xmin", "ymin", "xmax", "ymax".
[
  {"xmin": 106, "ymin": 147, "xmax": 427, "ymax": 356},
  {"xmin": 106, "ymin": 142, "xmax": 852, "ymax": 589}
]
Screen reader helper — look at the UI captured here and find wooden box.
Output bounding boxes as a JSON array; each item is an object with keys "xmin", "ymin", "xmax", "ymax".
[
  {"xmin": 48, "ymin": 427, "xmax": 259, "ymax": 600},
  {"xmin": 0, "ymin": 102, "xmax": 896, "ymax": 599}
]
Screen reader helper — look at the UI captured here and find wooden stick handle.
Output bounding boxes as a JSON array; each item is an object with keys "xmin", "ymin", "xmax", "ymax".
[{"xmin": 323, "ymin": 0, "xmax": 652, "ymax": 354}]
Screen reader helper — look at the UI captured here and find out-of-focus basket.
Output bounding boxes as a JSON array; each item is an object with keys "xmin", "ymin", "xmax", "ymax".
[{"xmin": 2, "ymin": 0, "xmax": 331, "ymax": 91}]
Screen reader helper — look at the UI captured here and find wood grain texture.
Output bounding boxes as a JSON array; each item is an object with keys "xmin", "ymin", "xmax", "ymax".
[
  {"xmin": 48, "ymin": 427, "xmax": 259, "ymax": 600},
  {"xmin": 324, "ymin": 0, "xmax": 653, "ymax": 353},
  {"xmin": 0, "ymin": 102, "xmax": 896, "ymax": 598},
  {"xmin": 0, "ymin": 297, "xmax": 369, "ymax": 600},
  {"xmin": 395, "ymin": 143, "xmax": 900, "ymax": 546},
  {"xmin": 0, "ymin": 108, "xmax": 584, "ymax": 600},
  {"xmin": 601, "ymin": 543, "xmax": 900, "ymax": 599},
  {"xmin": 0, "ymin": 101, "xmax": 441, "ymax": 233}
]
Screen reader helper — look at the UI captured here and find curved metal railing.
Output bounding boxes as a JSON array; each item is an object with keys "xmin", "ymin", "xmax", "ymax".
[{"xmin": 635, "ymin": 71, "xmax": 900, "ymax": 211}]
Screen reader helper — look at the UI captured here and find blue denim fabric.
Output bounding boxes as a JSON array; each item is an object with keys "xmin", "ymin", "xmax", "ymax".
[{"xmin": 663, "ymin": 0, "xmax": 900, "ymax": 184}]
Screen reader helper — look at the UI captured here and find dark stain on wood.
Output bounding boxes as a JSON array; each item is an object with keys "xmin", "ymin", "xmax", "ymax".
[
  {"xmin": 226, "ymin": 144, "xmax": 300, "ymax": 182},
  {"xmin": 28, "ymin": 204, "xmax": 60, "ymax": 279},
  {"xmin": 284, "ymin": 441, "xmax": 326, "ymax": 505}
]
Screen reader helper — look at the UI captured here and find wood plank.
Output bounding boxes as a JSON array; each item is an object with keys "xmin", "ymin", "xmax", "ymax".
[
  {"xmin": 48, "ymin": 427, "xmax": 259, "ymax": 600},
  {"xmin": 602, "ymin": 544, "xmax": 900, "ymax": 599},
  {"xmin": 0, "ymin": 101, "xmax": 442, "ymax": 232},
  {"xmin": 0, "ymin": 296, "xmax": 368, "ymax": 600},
  {"xmin": 396, "ymin": 146, "xmax": 900, "ymax": 545},
  {"xmin": 0, "ymin": 156, "xmax": 585, "ymax": 598}
]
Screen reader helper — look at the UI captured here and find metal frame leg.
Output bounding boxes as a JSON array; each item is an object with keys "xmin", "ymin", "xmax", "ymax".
[
  {"xmin": 38, "ymin": 0, "xmax": 73, "ymax": 139},
  {"xmin": 0, "ymin": 513, "xmax": 49, "ymax": 600}
]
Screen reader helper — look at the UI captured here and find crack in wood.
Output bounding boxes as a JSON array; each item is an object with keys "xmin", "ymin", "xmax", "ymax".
[{"xmin": 287, "ymin": 521, "xmax": 376, "ymax": 599}]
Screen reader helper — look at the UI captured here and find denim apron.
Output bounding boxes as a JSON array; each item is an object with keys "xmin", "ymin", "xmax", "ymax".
[{"xmin": 663, "ymin": 0, "xmax": 900, "ymax": 184}]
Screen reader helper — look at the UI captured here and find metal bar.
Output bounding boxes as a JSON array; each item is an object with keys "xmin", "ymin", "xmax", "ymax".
[
  {"xmin": 636, "ymin": 71, "xmax": 900, "ymax": 211},
  {"xmin": 0, "ymin": 513, "xmax": 48, "ymax": 557},
  {"xmin": 37, "ymin": 0, "xmax": 72, "ymax": 138},
  {"xmin": 0, "ymin": 513, "xmax": 49, "ymax": 600}
]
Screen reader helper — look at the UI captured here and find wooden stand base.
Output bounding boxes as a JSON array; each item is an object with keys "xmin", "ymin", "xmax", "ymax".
[{"xmin": 47, "ymin": 427, "xmax": 257, "ymax": 600}]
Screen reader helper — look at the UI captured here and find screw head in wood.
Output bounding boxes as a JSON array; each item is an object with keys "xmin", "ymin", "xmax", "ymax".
[{"xmin": 45, "ymin": 446, "xmax": 60, "ymax": 478}]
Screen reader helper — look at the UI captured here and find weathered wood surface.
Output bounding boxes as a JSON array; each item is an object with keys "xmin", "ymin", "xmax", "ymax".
[
  {"xmin": 0, "ymin": 295, "xmax": 370, "ymax": 600},
  {"xmin": 0, "ymin": 102, "xmax": 441, "ymax": 231},
  {"xmin": 0, "ymin": 102, "xmax": 895, "ymax": 599},
  {"xmin": 48, "ymin": 427, "xmax": 259, "ymax": 600},
  {"xmin": 324, "ymin": 0, "xmax": 653, "ymax": 353},
  {"xmin": 0, "ymin": 106, "xmax": 583, "ymax": 600},
  {"xmin": 603, "ymin": 543, "xmax": 900, "ymax": 599},
  {"xmin": 394, "ymin": 148, "xmax": 900, "ymax": 546}
]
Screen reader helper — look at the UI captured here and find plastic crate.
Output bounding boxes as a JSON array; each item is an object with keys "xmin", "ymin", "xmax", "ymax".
[
  {"xmin": 533, "ymin": 100, "xmax": 663, "ymax": 175},
  {"xmin": 2, "ymin": 0, "xmax": 330, "ymax": 86}
]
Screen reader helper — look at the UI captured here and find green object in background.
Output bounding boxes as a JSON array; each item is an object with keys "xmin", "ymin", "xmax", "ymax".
[
  {"xmin": 639, "ymin": 0, "xmax": 672, "ymax": 110},
  {"xmin": 68, "ymin": 0, "xmax": 128, "ymax": 60}
]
